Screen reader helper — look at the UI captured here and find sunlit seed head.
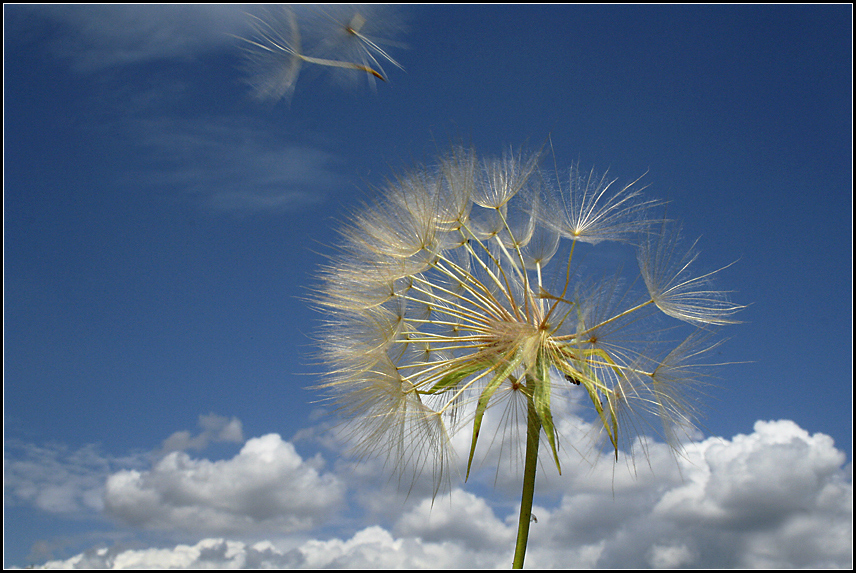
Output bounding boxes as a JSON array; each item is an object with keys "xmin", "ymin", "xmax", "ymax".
[
  {"xmin": 472, "ymin": 147, "xmax": 541, "ymax": 209},
  {"xmin": 340, "ymin": 182, "xmax": 442, "ymax": 268},
  {"xmin": 465, "ymin": 204, "xmax": 508, "ymax": 241},
  {"xmin": 545, "ymin": 165, "xmax": 661, "ymax": 245},
  {"xmin": 629, "ymin": 330, "xmax": 721, "ymax": 452},
  {"xmin": 521, "ymin": 222, "xmax": 560, "ymax": 267},
  {"xmin": 435, "ymin": 148, "xmax": 477, "ymax": 231},
  {"xmin": 236, "ymin": 5, "xmax": 406, "ymax": 102},
  {"xmin": 638, "ymin": 221, "xmax": 745, "ymax": 326},
  {"xmin": 312, "ymin": 145, "xmax": 742, "ymax": 492},
  {"xmin": 303, "ymin": 4, "xmax": 406, "ymax": 90},
  {"xmin": 237, "ymin": 6, "xmax": 304, "ymax": 103}
]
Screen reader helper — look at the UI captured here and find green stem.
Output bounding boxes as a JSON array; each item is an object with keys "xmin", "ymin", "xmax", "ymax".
[{"xmin": 512, "ymin": 387, "xmax": 541, "ymax": 569}]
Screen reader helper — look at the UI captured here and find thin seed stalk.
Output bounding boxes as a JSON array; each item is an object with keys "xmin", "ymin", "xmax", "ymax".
[{"xmin": 512, "ymin": 376, "xmax": 542, "ymax": 569}]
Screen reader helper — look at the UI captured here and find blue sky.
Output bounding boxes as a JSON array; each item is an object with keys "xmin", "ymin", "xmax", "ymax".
[{"xmin": 4, "ymin": 4, "xmax": 851, "ymax": 568}]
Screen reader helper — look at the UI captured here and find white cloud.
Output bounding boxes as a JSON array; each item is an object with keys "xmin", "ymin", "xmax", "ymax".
[
  {"xmin": 645, "ymin": 420, "xmax": 852, "ymax": 568},
  {"xmin": 4, "ymin": 414, "xmax": 247, "ymax": 519},
  {"xmin": 394, "ymin": 488, "xmax": 515, "ymax": 551},
  {"xmin": 646, "ymin": 543, "xmax": 696, "ymax": 568},
  {"xmin": 38, "ymin": 539, "xmax": 269, "ymax": 569},
  {"xmin": 655, "ymin": 420, "xmax": 846, "ymax": 528},
  {"xmin": 103, "ymin": 434, "xmax": 345, "ymax": 535},
  {"xmin": 37, "ymin": 528, "xmax": 502, "ymax": 569},
  {"xmin": 160, "ymin": 413, "xmax": 244, "ymax": 454},
  {"xmin": 528, "ymin": 419, "xmax": 852, "ymax": 568},
  {"xmin": 13, "ymin": 5, "xmax": 251, "ymax": 72},
  {"xmin": 9, "ymin": 7, "xmax": 348, "ymax": 216},
  {"xmin": 11, "ymin": 419, "xmax": 852, "ymax": 568},
  {"xmin": 121, "ymin": 115, "xmax": 343, "ymax": 214},
  {"xmin": 4, "ymin": 441, "xmax": 141, "ymax": 515}
]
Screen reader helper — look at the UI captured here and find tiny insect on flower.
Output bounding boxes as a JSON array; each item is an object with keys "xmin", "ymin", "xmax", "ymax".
[{"xmin": 564, "ymin": 373, "xmax": 582, "ymax": 385}]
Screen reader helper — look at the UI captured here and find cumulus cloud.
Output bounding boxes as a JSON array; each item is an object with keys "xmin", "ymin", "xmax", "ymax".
[
  {"xmin": 12, "ymin": 419, "xmax": 852, "ymax": 569},
  {"xmin": 103, "ymin": 434, "xmax": 345, "ymax": 535},
  {"xmin": 656, "ymin": 420, "xmax": 846, "ymax": 528},
  {"xmin": 529, "ymin": 419, "xmax": 851, "ymax": 568},
  {"xmin": 4, "ymin": 415, "xmax": 243, "ymax": 518},
  {"xmin": 646, "ymin": 420, "xmax": 852, "ymax": 568},
  {"xmin": 395, "ymin": 489, "xmax": 515, "ymax": 551}
]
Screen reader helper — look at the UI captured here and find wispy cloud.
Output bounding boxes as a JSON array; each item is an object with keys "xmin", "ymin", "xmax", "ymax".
[
  {"xmin": 5, "ymin": 441, "xmax": 124, "ymax": 515},
  {"xmin": 125, "ymin": 115, "xmax": 343, "ymax": 214},
  {"xmin": 10, "ymin": 5, "xmax": 350, "ymax": 216},
  {"xmin": 159, "ymin": 413, "xmax": 244, "ymax": 455},
  {"xmin": 10, "ymin": 416, "xmax": 852, "ymax": 568},
  {"xmin": 15, "ymin": 5, "xmax": 250, "ymax": 73}
]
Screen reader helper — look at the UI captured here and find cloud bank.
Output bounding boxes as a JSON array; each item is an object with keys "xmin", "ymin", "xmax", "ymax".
[{"xmin": 9, "ymin": 417, "xmax": 850, "ymax": 569}]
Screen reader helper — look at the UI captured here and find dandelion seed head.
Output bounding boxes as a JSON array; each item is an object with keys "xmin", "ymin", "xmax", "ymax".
[{"xmin": 312, "ymin": 146, "xmax": 742, "ymax": 493}]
